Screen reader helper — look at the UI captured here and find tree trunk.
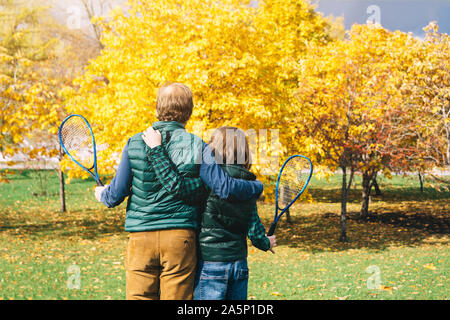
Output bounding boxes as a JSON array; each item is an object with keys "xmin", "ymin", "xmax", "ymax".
[
  {"xmin": 285, "ymin": 208, "xmax": 291, "ymax": 224},
  {"xmin": 340, "ymin": 194, "xmax": 348, "ymax": 242},
  {"xmin": 340, "ymin": 166, "xmax": 355, "ymax": 242},
  {"xmin": 57, "ymin": 168, "xmax": 66, "ymax": 213},
  {"xmin": 445, "ymin": 123, "xmax": 450, "ymax": 165},
  {"xmin": 372, "ymin": 178, "xmax": 381, "ymax": 195},
  {"xmin": 360, "ymin": 173, "xmax": 372, "ymax": 219},
  {"xmin": 340, "ymin": 167, "xmax": 348, "ymax": 242},
  {"xmin": 418, "ymin": 172, "xmax": 424, "ymax": 193},
  {"xmin": 447, "ymin": 139, "xmax": 450, "ymax": 166}
]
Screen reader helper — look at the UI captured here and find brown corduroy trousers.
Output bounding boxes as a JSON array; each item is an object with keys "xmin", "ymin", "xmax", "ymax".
[{"xmin": 125, "ymin": 229, "xmax": 197, "ymax": 300}]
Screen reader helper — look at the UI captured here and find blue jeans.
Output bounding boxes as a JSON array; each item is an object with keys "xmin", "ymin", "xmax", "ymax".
[{"xmin": 193, "ymin": 259, "xmax": 249, "ymax": 300}]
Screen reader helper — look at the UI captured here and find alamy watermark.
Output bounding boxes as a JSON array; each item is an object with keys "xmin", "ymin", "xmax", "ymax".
[
  {"xmin": 366, "ymin": 5, "xmax": 381, "ymax": 25},
  {"xmin": 67, "ymin": 264, "xmax": 81, "ymax": 290},
  {"xmin": 366, "ymin": 265, "xmax": 382, "ymax": 290},
  {"xmin": 67, "ymin": 6, "xmax": 83, "ymax": 30},
  {"xmin": 190, "ymin": 122, "xmax": 281, "ymax": 175}
]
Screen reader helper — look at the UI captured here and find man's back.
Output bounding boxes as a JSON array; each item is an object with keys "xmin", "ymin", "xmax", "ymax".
[{"xmin": 126, "ymin": 121, "xmax": 202, "ymax": 232}]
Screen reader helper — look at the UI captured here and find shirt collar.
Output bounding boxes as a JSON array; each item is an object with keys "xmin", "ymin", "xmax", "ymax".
[{"xmin": 152, "ymin": 121, "xmax": 185, "ymax": 131}]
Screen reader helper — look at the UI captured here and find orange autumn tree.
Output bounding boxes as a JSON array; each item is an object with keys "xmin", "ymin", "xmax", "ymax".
[
  {"xmin": 65, "ymin": 0, "xmax": 334, "ymax": 199},
  {"xmin": 401, "ymin": 22, "xmax": 449, "ymax": 170},
  {"xmin": 295, "ymin": 24, "xmax": 427, "ymax": 241}
]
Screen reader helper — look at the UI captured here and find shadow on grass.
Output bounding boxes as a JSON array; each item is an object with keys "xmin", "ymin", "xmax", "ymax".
[
  {"xmin": 268, "ymin": 211, "xmax": 449, "ymax": 254},
  {"xmin": 2, "ymin": 200, "xmax": 448, "ymax": 251},
  {"xmin": 1, "ymin": 168, "xmax": 448, "ymax": 252},
  {"xmin": 0, "ymin": 208, "xmax": 125, "ymax": 240},
  {"xmin": 309, "ymin": 187, "xmax": 450, "ymax": 204}
]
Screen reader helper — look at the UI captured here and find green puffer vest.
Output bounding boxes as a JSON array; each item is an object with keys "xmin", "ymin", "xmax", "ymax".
[
  {"xmin": 125, "ymin": 121, "xmax": 203, "ymax": 232},
  {"xmin": 198, "ymin": 164, "xmax": 256, "ymax": 262}
]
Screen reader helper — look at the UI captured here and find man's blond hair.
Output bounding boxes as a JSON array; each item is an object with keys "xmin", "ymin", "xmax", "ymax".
[{"xmin": 156, "ymin": 82, "xmax": 194, "ymax": 124}]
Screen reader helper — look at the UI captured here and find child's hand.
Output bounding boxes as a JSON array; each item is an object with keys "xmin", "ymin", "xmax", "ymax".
[
  {"xmin": 267, "ymin": 234, "xmax": 277, "ymax": 254},
  {"xmin": 95, "ymin": 185, "xmax": 107, "ymax": 202},
  {"xmin": 142, "ymin": 127, "xmax": 162, "ymax": 149}
]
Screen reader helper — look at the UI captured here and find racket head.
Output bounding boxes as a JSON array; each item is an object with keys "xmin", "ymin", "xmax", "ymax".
[
  {"xmin": 275, "ymin": 155, "xmax": 313, "ymax": 215},
  {"xmin": 59, "ymin": 114, "xmax": 97, "ymax": 172}
]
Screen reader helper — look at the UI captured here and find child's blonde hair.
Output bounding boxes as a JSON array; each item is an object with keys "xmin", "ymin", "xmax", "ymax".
[{"xmin": 208, "ymin": 126, "xmax": 251, "ymax": 170}]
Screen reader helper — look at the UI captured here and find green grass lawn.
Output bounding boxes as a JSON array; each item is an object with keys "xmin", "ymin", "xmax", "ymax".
[{"xmin": 0, "ymin": 170, "xmax": 448, "ymax": 300}]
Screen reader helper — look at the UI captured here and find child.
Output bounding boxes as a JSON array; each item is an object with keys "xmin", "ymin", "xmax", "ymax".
[
  {"xmin": 95, "ymin": 83, "xmax": 264, "ymax": 300},
  {"xmin": 143, "ymin": 126, "xmax": 276, "ymax": 300}
]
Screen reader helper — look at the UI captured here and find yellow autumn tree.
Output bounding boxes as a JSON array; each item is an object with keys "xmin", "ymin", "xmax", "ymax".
[
  {"xmin": 65, "ymin": 0, "xmax": 334, "ymax": 199},
  {"xmin": 0, "ymin": 1, "xmax": 56, "ymax": 181},
  {"xmin": 0, "ymin": 0, "xmax": 100, "ymax": 209}
]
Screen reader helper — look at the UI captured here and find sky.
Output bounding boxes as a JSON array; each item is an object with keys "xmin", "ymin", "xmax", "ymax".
[
  {"xmin": 50, "ymin": 0, "xmax": 450, "ymax": 38},
  {"xmin": 315, "ymin": 0, "xmax": 450, "ymax": 37}
]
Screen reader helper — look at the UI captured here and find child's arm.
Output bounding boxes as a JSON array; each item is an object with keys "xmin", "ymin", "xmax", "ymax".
[
  {"xmin": 247, "ymin": 204, "xmax": 276, "ymax": 252},
  {"xmin": 147, "ymin": 145, "xmax": 208, "ymax": 202}
]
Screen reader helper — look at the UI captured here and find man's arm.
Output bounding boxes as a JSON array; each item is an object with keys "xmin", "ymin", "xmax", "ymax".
[
  {"xmin": 97, "ymin": 140, "xmax": 133, "ymax": 208},
  {"xmin": 200, "ymin": 144, "xmax": 263, "ymax": 201}
]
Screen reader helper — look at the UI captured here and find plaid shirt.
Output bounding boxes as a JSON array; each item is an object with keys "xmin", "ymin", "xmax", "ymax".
[
  {"xmin": 147, "ymin": 145, "xmax": 271, "ymax": 252},
  {"xmin": 147, "ymin": 145, "xmax": 208, "ymax": 203}
]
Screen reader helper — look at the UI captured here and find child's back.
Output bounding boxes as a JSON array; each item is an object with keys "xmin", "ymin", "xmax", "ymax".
[
  {"xmin": 194, "ymin": 127, "xmax": 274, "ymax": 300},
  {"xmin": 199, "ymin": 164, "xmax": 257, "ymax": 262}
]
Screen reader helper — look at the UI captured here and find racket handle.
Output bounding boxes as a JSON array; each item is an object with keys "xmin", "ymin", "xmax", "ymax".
[{"xmin": 267, "ymin": 222, "xmax": 277, "ymax": 236}]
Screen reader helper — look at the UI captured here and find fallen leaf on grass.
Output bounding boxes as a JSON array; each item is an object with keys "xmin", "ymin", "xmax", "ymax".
[
  {"xmin": 270, "ymin": 292, "xmax": 283, "ymax": 297},
  {"xmin": 380, "ymin": 285, "xmax": 393, "ymax": 294},
  {"xmin": 423, "ymin": 263, "xmax": 437, "ymax": 270}
]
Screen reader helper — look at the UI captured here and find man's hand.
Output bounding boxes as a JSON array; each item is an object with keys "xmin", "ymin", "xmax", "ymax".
[
  {"xmin": 95, "ymin": 185, "xmax": 107, "ymax": 202},
  {"xmin": 267, "ymin": 234, "xmax": 277, "ymax": 254},
  {"xmin": 142, "ymin": 127, "xmax": 162, "ymax": 149}
]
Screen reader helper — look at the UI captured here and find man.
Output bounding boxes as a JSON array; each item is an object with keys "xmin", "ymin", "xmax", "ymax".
[{"xmin": 94, "ymin": 82, "xmax": 263, "ymax": 300}]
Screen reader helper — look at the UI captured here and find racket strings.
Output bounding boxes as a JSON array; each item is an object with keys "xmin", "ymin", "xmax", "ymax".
[
  {"xmin": 60, "ymin": 117, "xmax": 95, "ymax": 169},
  {"xmin": 278, "ymin": 157, "xmax": 310, "ymax": 210}
]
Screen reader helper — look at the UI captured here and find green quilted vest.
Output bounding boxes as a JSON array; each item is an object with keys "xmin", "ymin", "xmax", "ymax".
[
  {"xmin": 198, "ymin": 164, "xmax": 256, "ymax": 262},
  {"xmin": 125, "ymin": 121, "xmax": 203, "ymax": 232}
]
